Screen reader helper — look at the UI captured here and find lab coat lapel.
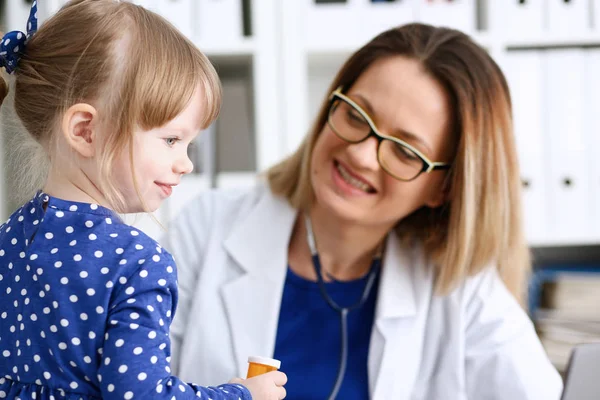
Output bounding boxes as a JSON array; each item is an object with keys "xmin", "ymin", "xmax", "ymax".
[
  {"xmin": 370, "ymin": 234, "xmax": 433, "ymax": 399},
  {"xmin": 221, "ymin": 188, "xmax": 297, "ymax": 377}
]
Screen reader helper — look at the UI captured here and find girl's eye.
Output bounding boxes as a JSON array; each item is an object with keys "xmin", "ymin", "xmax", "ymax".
[{"xmin": 165, "ymin": 137, "xmax": 178, "ymax": 146}]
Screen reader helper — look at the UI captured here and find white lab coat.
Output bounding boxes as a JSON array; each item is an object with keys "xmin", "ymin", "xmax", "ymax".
[{"xmin": 162, "ymin": 183, "xmax": 563, "ymax": 400}]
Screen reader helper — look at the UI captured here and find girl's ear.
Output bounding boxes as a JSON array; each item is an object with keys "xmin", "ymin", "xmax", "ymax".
[{"xmin": 61, "ymin": 103, "xmax": 98, "ymax": 158}]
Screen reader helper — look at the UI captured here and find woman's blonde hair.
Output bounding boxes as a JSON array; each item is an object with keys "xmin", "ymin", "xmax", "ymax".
[
  {"xmin": 0, "ymin": 0, "xmax": 221, "ymax": 211},
  {"xmin": 268, "ymin": 23, "xmax": 530, "ymax": 302}
]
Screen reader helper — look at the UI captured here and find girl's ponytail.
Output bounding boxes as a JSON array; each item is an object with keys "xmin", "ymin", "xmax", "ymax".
[{"xmin": 0, "ymin": 74, "xmax": 7, "ymax": 106}]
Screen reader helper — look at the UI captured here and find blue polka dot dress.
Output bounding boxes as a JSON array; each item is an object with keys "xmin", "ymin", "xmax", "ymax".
[{"xmin": 0, "ymin": 192, "xmax": 251, "ymax": 400}]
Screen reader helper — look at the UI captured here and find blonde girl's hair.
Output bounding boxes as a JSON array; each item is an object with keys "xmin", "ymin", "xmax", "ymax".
[{"xmin": 0, "ymin": 0, "xmax": 221, "ymax": 211}]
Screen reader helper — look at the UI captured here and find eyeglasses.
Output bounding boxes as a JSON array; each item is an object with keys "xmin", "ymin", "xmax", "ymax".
[{"xmin": 327, "ymin": 87, "xmax": 451, "ymax": 182}]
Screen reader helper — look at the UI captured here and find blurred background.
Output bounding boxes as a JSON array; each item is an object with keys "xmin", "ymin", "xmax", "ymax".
[{"xmin": 2, "ymin": 0, "xmax": 600, "ymax": 375}]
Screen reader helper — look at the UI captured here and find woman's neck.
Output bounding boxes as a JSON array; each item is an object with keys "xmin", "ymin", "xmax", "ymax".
[{"xmin": 289, "ymin": 203, "xmax": 392, "ymax": 282}]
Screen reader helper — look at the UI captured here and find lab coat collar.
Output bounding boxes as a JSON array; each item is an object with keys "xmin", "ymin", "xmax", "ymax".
[
  {"xmin": 222, "ymin": 187, "xmax": 297, "ymax": 376},
  {"xmin": 371, "ymin": 236, "xmax": 430, "ymax": 399},
  {"xmin": 376, "ymin": 232, "xmax": 419, "ymax": 319},
  {"xmin": 223, "ymin": 186, "xmax": 297, "ymax": 276}
]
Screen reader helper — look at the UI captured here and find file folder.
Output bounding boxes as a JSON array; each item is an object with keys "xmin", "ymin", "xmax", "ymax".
[
  {"xmin": 583, "ymin": 49, "xmax": 600, "ymax": 240},
  {"xmin": 490, "ymin": 0, "xmax": 545, "ymax": 38},
  {"xmin": 547, "ymin": 0, "xmax": 589, "ymax": 34},
  {"xmin": 543, "ymin": 49, "xmax": 591, "ymax": 243},
  {"xmin": 196, "ymin": 0, "xmax": 244, "ymax": 44},
  {"xmin": 418, "ymin": 0, "xmax": 476, "ymax": 33},
  {"xmin": 6, "ymin": 0, "xmax": 35, "ymax": 31},
  {"xmin": 502, "ymin": 51, "xmax": 548, "ymax": 244},
  {"xmin": 155, "ymin": 0, "xmax": 194, "ymax": 39}
]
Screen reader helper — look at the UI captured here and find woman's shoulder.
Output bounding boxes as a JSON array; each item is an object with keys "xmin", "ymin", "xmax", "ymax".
[
  {"xmin": 437, "ymin": 264, "xmax": 526, "ymax": 328},
  {"xmin": 436, "ymin": 264, "xmax": 507, "ymax": 304},
  {"xmin": 463, "ymin": 265, "xmax": 512, "ymax": 303},
  {"xmin": 170, "ymin": 181, "xmax": 277, "ymax": 228},
  {"xmin": 161, "ymin": 182, "xmax": 297, "ymax": 271}
]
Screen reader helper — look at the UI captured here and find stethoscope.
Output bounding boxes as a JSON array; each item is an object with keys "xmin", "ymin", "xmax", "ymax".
[{"xmin": 304, "ymin": 215, "xmax": 383, "ymax": 400}]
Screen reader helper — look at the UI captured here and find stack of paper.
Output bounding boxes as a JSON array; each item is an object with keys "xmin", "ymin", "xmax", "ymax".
[{"xmin": 536, "ymin": 275, "xmax": 600, "ymax": 371}]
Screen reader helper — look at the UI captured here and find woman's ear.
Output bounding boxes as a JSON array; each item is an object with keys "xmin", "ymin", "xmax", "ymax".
[
  {"xmin": 424, "ymin": 173, "xmax": 452, "ymax": 208},
  {"xmin": 61, "ymin": 103, "xmax": 98, "ymax": 158},
  {"xmin": 424, "ymin": 188, "xmax": 447, "ymax": 209}
]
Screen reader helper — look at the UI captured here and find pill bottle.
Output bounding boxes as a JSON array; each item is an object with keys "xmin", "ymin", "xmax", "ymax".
[{"xmin": 246, "ymin": 356, "xmax": 281, "ymax": 378}]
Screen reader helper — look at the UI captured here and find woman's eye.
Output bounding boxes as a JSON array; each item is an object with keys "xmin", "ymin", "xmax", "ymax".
[
  {"xmin": 394, "ymin": 143, "xmax": 419, "ymax": 161},
  {"xmin": 346, "ymin": 110, "xmax": 368, "ymax": 126}
]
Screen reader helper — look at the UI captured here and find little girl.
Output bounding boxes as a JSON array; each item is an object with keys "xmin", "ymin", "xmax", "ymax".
[{"xmin": 0, "ymin": 1, "xmax": 286, "ymax": 399}]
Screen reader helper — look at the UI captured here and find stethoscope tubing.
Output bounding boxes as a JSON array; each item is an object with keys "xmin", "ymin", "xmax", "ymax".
[{"xmin": 305, "ymin": 216, "xmax": 382, "ymax": 400}]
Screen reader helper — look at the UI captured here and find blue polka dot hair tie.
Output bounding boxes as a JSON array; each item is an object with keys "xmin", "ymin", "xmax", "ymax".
[{"xmin": 0, "ymin": 0, "xmax": 38, "ymax": 74}]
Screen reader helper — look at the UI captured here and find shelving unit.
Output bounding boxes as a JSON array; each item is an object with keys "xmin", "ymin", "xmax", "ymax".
[{"xmin": 2, "ymin": 1, "xmax": 600, "ymax": 251}]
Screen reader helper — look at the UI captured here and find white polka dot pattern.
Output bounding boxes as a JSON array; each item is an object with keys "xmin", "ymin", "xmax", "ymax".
[{"xmin": 0, "ymin": 192, "xmax": 251, "ymax": 399}]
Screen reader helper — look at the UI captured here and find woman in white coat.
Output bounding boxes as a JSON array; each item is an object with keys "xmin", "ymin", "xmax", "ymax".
[{"xmin": 163, "ymin": 23, "xmax": 563, "ymax": 399}]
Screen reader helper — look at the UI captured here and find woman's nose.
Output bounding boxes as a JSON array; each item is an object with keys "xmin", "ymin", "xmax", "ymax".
[{"xmin": 345, "ymin": 135, "xmax": 380, "ymax": 171}]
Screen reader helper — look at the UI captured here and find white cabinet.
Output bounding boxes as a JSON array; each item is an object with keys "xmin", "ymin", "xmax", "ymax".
[{"xmin": 2, "ymin": 0, "xmax": 600, "ymax": 246}]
